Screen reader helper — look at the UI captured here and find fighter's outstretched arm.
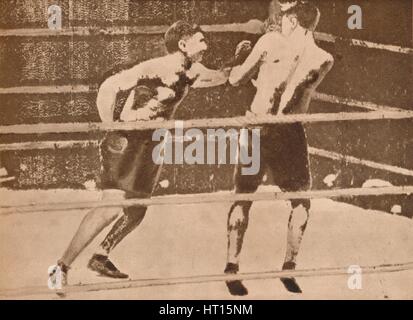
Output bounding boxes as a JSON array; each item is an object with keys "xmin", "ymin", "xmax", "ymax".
[
  {"xmin": 96, "ymin": 62, "xmax": 153, "ymax": 122},
  {"xmin": 190, "ymin": 63, "xmax": 230, "ymax": 88}
]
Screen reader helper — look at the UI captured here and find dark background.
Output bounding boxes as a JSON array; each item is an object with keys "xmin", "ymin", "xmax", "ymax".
[{"xmin": 0, "ymin": 0, "xmax": 412, "ymax": 217}]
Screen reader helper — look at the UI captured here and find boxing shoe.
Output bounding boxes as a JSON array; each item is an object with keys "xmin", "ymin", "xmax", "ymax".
[
  {"xmin": 47, "ymin": 261, "xmax": 69, "ymax": 297},
  {"xmin": 224, "ymin": 263, "xmax": 248, "ymax": 296},
  {"xmin": 280, "ymin": 261, "xmax": 302, "ymax": 293},
  {"xmin": 87, "ymin": 254, "xmax": 129, "ymax": 279}
]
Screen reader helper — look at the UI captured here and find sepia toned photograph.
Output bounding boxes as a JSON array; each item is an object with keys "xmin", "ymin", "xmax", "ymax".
[{"xmin": 0, "ymin": 0, "xmax": 412, "ymax": 301}]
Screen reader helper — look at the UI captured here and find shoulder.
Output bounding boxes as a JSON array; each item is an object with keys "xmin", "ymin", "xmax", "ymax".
[
  {"xmin": 138, "ymin": 56, "xmax": 168, "ymax": 71},
  {"xmin": 257, "ymin": 32, "xmax": 284, "ymax": 46},
  {"xmin": 312, "ymin": 42, "xmax": 334, "ymax": 62},
  {"xmin": 133, "ymin": 55, "xmax": 178, "ymax": 79},
  {"xmin": 253, "ymin": 32, "xmax": 287, "ymax": 55},
  {"xmin": 310, "ymin": 44, "xmax": 335, "ymax": 67},
  {"xmin": 320, "ymin": 49, "xmax": 334, "ymax": 64}
]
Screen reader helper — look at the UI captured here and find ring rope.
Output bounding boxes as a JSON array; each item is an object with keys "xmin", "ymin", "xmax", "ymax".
[
  {"xmin": 312, "ymin": 92, "xmax": 408, "ymax": 113},
  {"xmin": 308, "ymin": 147, "xmax": 413, "ymax": 177},
  {"xmin": 0, "ymin": 176, "xmax": 15, "ymax": 183},
  {"xmin": 0, "ymin": 140, "xmax": 99, "ymax": 151},
  {"xmin": 0, "ymin": 84, "xmax": 94, "ymax": 95},
  {"xmin": 0, "ymin": 86, "xmax": 408, "ymax": 116},
  {"xmin": 1, "ymin": 186, "xmax": 412, "ymax": 216},
  {"xmin": 1, "ymin": 138, "xmax": 412, "ymax": 178},
  {"xmin": 1, "ymin": 261, "xmax": 412, "ymax": 298},
  {"xmin": 0, "ymin": 111, "xmax": 412, "ymax": 135},
  {"xmin": 0, "ymin": 24, "xmax": 411, "ymax": 55}
]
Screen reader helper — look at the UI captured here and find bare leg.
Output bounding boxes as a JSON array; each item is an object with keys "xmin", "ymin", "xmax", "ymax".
[
  {"xmin": 52, "ymin": 191, "xmax": 123, "ymax": 295},
  {"xmin": 86, "ymin": 205, "xmax": 147, "ymax": 278},
  {"xmin": 99, "ymin": 205, "xmax": 147, "ymax": 254},
  {"xmin": 280, "ymin": 199, "xmax": 310, "ymax": 293},
  {"xmin": 225, "ymin": 201, "xmax": 252, "ymax": 296},
  {"xmin": 59, "ymin": 206, "xmax": 121, "ymax": 267}
]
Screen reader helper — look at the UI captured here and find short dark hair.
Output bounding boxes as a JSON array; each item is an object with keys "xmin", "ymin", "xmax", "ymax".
[
  {"xmin": 164, "ymin": 20, "xmax": 203, "ymax": 54},
  {"xmin": 283, "ymin": 1, "xmax": 320, "ymax": 30}
]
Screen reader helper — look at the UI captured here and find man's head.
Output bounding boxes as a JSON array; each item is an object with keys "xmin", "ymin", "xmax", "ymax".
[
  {"xmin": 281, "ymin": 1, "xmax": 320, "ymax": 36},
  {"xmin": 164, "ymin": 21, "xmax": 207, "ymax": 62}
]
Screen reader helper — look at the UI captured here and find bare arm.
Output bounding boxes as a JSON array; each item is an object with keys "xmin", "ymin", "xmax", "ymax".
[
  {"xmin": 239, "ymin": 19, "xmax": 266, "ymax": 34},
  {"xmin": 96, "ymin": 62, "xmax": 151, "ymax": 122},
  {"xmin": 190, "ymin": 63, "xmax": 230, "ymax": 89},
  {"xmin": 228, "ymin": 36, "xmax": 268, "ymax": 87}
]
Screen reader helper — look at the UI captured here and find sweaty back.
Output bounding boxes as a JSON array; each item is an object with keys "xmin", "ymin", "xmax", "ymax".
[{"xmin": 251, "ymin": 32, "xmax": 334, "ymax": 115}]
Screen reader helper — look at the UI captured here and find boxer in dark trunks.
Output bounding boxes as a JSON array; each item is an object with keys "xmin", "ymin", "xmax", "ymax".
[
  {"xmin": 55, "ymin": 21, "xmax": 231, "ymax": 287},
  {"xmin": 224, "ymin": 1, "xmax": 334, "ymax": 295}
]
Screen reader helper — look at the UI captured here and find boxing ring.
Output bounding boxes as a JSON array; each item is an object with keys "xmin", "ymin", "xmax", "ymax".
[{"xmin": 0, "ymin": 19, "xmax": 412, "ymax": 299}]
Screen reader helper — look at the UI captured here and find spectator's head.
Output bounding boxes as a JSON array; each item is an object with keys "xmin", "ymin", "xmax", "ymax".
[
  {"xmin": 164, "ymin": 21, "xmax": 207, "ymax": 62},
  {"xmin": 281, "ymin": 1, "xmax": 320, "ymax": 36}
]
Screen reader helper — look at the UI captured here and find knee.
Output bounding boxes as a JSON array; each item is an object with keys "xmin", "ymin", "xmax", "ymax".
[
  {"xmin": 84, "ymin": 207, "xmax": 119, "ymax": 225},
  {"xmin": 228, "ymin": 202, "xmax": 251, "ymax": 230},
  {"xmin": 289, "ymin": 202, "xmax": 310, "ymax": 228}
]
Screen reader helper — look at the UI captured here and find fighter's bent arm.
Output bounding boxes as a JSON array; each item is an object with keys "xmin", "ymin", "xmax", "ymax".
[
  {"xmin": 96, "ymin": 62, "xmax": 153, "ymax": 122},
  {"xmin": 228, "ymin": 36, "xmax": 268, "ymax": 87}
]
